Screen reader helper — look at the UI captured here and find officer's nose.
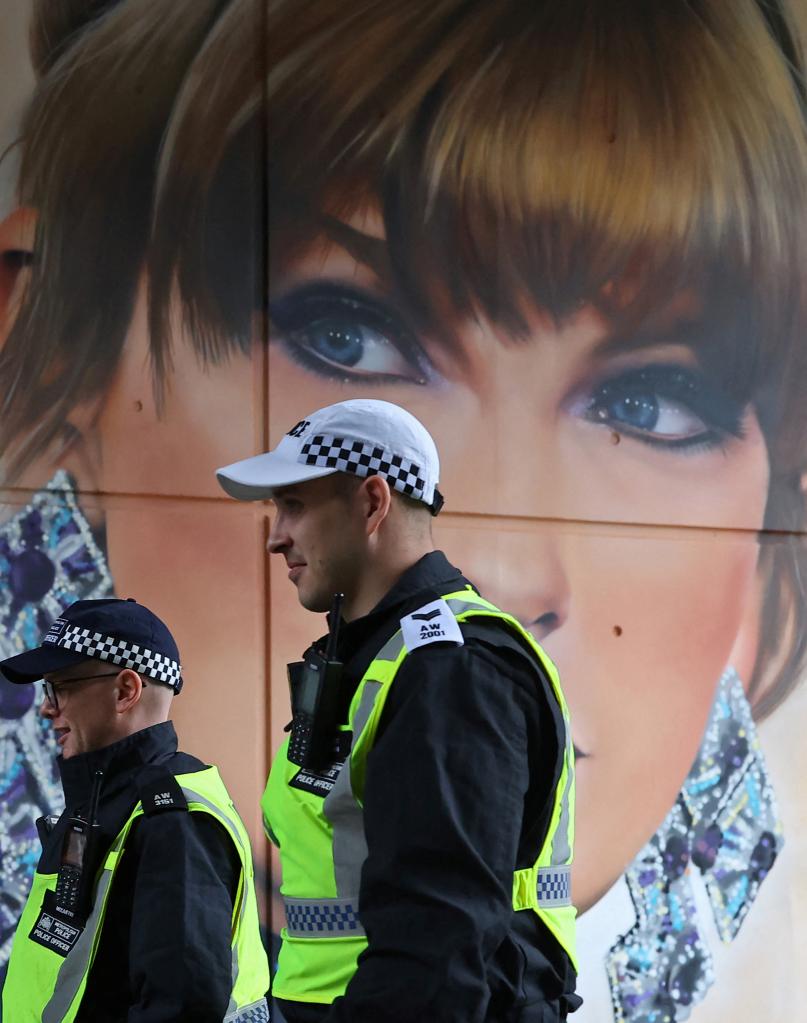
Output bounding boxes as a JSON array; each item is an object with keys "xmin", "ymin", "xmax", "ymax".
[
  {"xmin": 39, "ymin": 687, "xmax": 57, "ymax": 719},
  {"xmin": 449, "ymin": 525, "xmax": 570, "ymax": 642},
  {"xmin": 266, "ymin": 517, "xmax": 290, "ymax": 555}
]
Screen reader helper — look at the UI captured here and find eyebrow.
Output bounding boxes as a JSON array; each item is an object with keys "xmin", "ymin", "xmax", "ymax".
[
  {"xmin": 318, "ymin": 214, "xmax": 391, "ymax": 280},
  {"xmin": 596, "ymin": 315, "xmax": 713, "ymax": 363},
  {"xmin": 271, "ymin": 488, "xmax": 300, "ymax": 502},
  {"xmin": 299, "ymin": 215, "xmax": 717, "ymax": 376}
]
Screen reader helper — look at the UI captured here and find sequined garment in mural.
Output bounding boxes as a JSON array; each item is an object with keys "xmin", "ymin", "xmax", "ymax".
[
  {"xmin": 0, "ymin": 472, "xmax": 112, "ymax": 978},
  {"xmin": 606, "ymin": 668, "xmax": 781, "ymax": 1022}
]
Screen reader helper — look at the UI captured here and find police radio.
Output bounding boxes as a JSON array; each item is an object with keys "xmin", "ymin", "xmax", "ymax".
[
  {"xmin": 287, "ymin": 593, "xmax": 344, "ymax": 771},
  {"xmin": 54, "ymin": 769, "xmax": 104, "ymax": 921}
]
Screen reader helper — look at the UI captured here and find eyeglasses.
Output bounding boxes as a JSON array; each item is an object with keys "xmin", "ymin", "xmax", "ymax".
[{"xmin": 39, "ymin": 671, "xmax": 123, "ymax": 712}]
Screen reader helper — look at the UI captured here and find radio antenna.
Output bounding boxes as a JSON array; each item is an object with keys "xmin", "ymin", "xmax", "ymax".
[{"xmin": 326, "ymin": 593, "xmax": 344, "ymax": 660}]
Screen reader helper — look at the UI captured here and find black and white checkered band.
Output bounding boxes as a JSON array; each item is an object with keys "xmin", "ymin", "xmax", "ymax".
[
  {"xmin": 299, "ymin": 434, "xmax": 427, "ymax": 502},
  {"xmin": 43, "ymin": 623, "xmax": 182, "ymax": 691}
]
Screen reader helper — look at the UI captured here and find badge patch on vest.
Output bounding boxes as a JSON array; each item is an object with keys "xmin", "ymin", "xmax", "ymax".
[
  {"xmin": 400, "ymin": 599, "xmax": 464, "ymax": 652},
  {"xmin": 289, "ymin": 732, "xmax": 351, "ymax": 797},
  {"xmin": 289, "ymin": 760, "xmax": 346, "ymax": 797},
  {"xmin": 29, "ymin": 906, "xmax": 83, "ymax": 958}
]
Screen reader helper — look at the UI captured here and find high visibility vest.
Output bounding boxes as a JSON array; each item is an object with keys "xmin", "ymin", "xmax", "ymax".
[
  {"xmin": 2, "ymin": 766, "xmax": 270, "ymax": 1023},
  {"xmin": 265, "ymin": 587, "xmax": 577, "ymax": 1006}
]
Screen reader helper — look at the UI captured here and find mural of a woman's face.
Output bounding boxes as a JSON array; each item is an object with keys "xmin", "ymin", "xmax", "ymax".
[
  {"xmin": 1, "ymin": 0, "xmax": 787, "ymax": 928},
  {"xmin": 2, "ymin": 7, "xmax": 803, "ymax": 1017},
  {"xmin": 262, "ymin": 206, "xmax": 771, "ymax": 909},
  {"xmin": 1, "ymin": 182, "xmax": 774, "ymax": 917}
]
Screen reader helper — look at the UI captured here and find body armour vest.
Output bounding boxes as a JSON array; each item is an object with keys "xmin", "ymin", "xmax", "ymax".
[
  {"xmin": 3, "ymin": 765, "xmax": 270, "ymax": 1023},
  {"xmin": 264, "ymin": 587, "xmax": 577, "ymax": 1006}
]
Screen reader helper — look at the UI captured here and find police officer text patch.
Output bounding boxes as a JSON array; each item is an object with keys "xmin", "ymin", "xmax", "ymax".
[
  {"xmin": 400, "ymin": 599, "xmax": 464, "ymax": 652},
  {"xmin": 29, "ymin": 907, "xmax": 82, "ymax": 958},
  {"xmin": 289, "ymin": 760, "xmax": 346, "ymax": 797}
]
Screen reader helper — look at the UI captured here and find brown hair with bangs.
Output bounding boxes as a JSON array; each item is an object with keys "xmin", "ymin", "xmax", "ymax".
[
  {"xmin": 3, "ymin": 0, "xmax": 807, "ymax": 715},
  {"xmin": 0, "ymin": 0, "xmax": 263, "ymax": 478}
]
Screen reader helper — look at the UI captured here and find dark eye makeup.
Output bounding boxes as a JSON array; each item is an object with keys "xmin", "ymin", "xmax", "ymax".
[
  {"xmin": 270, "ymin": 282, "xmax": 432, "ymax": 386},
  {"xmin": 581, "ymin": 364, "xmax": 747, "ymax": 451},
  {"xmin": 271, "ymin": 280, "xmax": 751, "ymax": 455}
]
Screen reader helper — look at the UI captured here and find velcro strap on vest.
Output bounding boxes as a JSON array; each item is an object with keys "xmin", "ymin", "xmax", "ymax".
[
  {"xmin": 283, "ymin": 897, "xmax": 365, "ymax": 937},
  {"xmin": 536, "ymin": 865, "xmax": 572, "ymax": 906}
]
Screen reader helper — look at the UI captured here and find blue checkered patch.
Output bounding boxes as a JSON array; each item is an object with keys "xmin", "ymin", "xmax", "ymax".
[
  {"xmin": 225, "ymin": 998, "xmax": 270, "ymax": 1022},
  {"xmin": 284, "ymin": 897, "xmax": 364, "ymax": 937},
  {"xmin": 536, "ymin": 866, "xmax": 572, "ymax": 906}
]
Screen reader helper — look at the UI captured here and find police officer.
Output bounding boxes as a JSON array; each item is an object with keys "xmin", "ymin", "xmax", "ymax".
[
  {"xmin": 0, "ymin": 597, "xmax": 270, "ymax": 1023},
  {"xmin": 216, "ymin": 399, "xmax": 580, "ymax": 1022}
]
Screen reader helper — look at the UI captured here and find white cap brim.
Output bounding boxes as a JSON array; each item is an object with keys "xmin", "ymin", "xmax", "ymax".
[
  {"xmin": 216, "ymin": 399, "xmax": 442, "ymax": 509},
  {"xmin": 216, "ymin": 437, "xmax": 338, "ymax": 501}
]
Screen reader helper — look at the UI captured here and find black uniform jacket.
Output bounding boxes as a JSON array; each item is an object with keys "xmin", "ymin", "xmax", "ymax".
[
  {"xmin": 275, "ymin": 551, "xmax": 581, "ymax": 1023},
  {"xmin": 34, "ymin": 721, "xmax": 242, "ymax": 1022}
]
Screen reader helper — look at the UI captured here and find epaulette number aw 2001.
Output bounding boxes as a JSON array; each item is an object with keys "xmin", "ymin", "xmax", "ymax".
[{"xmin": 400, "ymin": 598, "xmax": 465, "ymax": 652}]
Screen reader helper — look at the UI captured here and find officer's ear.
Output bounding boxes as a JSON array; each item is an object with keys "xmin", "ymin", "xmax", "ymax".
[
  {"xmin": 114, "ymin": 669, "xmax": 145, "ymax": 715},
  {"xmin": 361, "ymin": 474, "xmax": 392, "ymax": 536},
  {"xmin": 0, "ymin": 207, "xmax": 35, "ymax": 345}
]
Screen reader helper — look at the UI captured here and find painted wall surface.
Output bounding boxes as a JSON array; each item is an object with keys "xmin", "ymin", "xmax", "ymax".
[{"xmin": 1, "ymin": 2, "xmax": 806, "ymax": 1020}]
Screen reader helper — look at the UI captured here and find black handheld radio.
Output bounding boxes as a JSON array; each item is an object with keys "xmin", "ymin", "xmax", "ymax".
[
  {"xmin": 54, "ymin": 769, "xmax": 104, "ymax": 922},
  {"xmin": 288, "ymin": 593, "xmax": 344, "ymax": 771}
]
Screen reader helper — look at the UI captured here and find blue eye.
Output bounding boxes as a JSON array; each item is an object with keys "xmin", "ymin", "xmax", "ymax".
[
  {"xmin": 270, "ymin": 283, "xmax": 432, "ymax": 385},
  {"xmin": 605, "ymin": 393, "xmax": 661, "ymax": 432},
  {"xmin": 306, "ymin": 323, "xmax": 365, "ymax": 367},
  {"xmin": 582, "ymin": 365, "xmax": 746, "ymax": 449}
]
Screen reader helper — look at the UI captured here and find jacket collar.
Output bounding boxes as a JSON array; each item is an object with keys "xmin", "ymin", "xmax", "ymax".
[
  {"xmin": 368, "ymin": 550, "xmax": 470, "ymax": 619},
  {"xmin": 59, "ymin": 720, "xmax": 178, "ymax": 810},
  {"xmin": 326, "ymin": 550, "xmax": 471, "ymax": 673}
]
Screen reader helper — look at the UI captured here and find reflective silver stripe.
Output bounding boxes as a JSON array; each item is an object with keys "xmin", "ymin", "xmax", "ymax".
[
  {"xmin": 182, "ymin": 786, "xmax": 247, "ymax": 1013},
  {"xmin": 323, "ymin": 680, "xmax": 378, "ymax": 897},
  {"xmin": 224, "ymin": 996, "xmax": 271, "ymax": 1022},
  {"xmin": 549, "ymin": 741, "xmax": 573, "ymax": 866},
  {"xmin": 444, "ymin": 594, "xmax": 490, "ymax": 616},
  {"xmin": 284, "ymin": 896, "xmax": 364, "ymax": 937},
  {"xmin": 376, "ymin": 629, "xmax": 407, "ymax": 662},
  {"xmin": 321, "ymin": 632, "xmax": 405, "ymax": 905},
  {"xmin": 181, "ymin": 787, "xmax": 246, "ymax": 856},
  {"xmin": 41, "ymin": 835, "xmax": 126, "ymax": 1023},
  {"xmin": 536, "ymin": 866, "xmax": 572, "ymax": 907},
  {"xmin": 227, "ymin": 946, "xmax": 239, "ymax": 1017}
]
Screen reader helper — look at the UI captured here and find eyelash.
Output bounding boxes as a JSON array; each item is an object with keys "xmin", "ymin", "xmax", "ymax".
[
  {"xmin": 269, "ymin": 283, "xmax": 431, "ymax": 386},
  {"xmin": 270, "ymin": 283, "xmax": 750, "ymax": 455},
  {"xmin": 580, "ymin": 364, "xmax": 747, "ymax": 453}
]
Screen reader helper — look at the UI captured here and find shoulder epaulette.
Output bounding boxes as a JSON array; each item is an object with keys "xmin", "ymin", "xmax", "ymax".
[
  {"xmin": 400, "ymin": 598, "xmax": 465, "ymax": 652},
  {"xmin": 136, "ymin": 766, "xmax": 188, "ymax": 816}
]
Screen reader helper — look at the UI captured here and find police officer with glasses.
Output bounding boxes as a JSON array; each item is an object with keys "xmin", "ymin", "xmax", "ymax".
[{"xmin": 0, "ymin": 597, "xmax": 270, "ymax": 1023}]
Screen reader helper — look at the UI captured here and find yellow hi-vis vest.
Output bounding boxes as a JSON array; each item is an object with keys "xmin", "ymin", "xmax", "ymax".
[
  {"xmin": 264, "ymin": 587, "xmax": 577, "ymax": 1006},
  {"xmin": 2, "ymin": 766, "xmax": 270, "ymax": 1023}
]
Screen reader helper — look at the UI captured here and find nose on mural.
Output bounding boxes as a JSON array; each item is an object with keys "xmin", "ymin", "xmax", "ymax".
[{"xmin": 450, "ymin": 526, "xmax": 570, "ymax": 642}]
